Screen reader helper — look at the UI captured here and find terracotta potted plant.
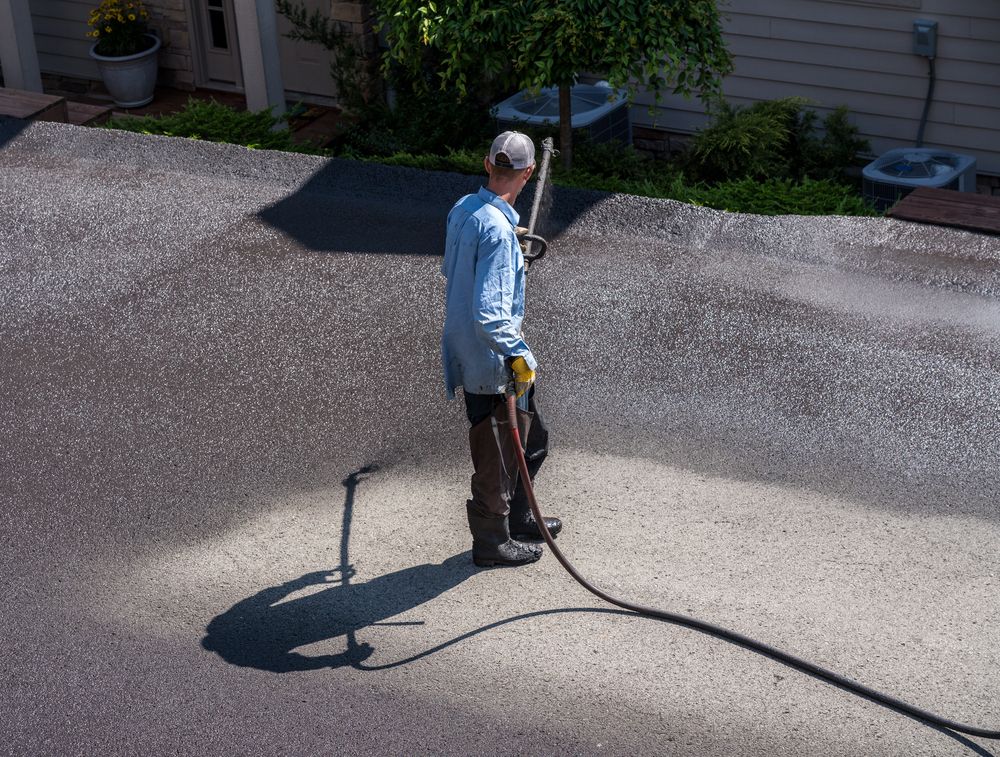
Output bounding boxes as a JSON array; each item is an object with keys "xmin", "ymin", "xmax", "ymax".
[{"xmin": 87, "ymin": 0, "xmax": 160, "ymax": 108}]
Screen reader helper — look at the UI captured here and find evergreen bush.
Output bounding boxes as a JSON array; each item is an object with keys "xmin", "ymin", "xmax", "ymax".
[
  {"xmin": 687, "ymin": 98, "xmax": 870, "ymax": 183},
  {"xmin": 104, "ymin": 98, "xmax": 324, "ymax": 154}
]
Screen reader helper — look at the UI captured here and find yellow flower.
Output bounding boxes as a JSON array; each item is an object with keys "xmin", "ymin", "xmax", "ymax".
[
  {"xmin": 128, "ymin": 13, "xmax": 135, "ymax": 20},
  {"xmin": 105, "ymin": 25, "xmax": 112, "ymax": 32}
]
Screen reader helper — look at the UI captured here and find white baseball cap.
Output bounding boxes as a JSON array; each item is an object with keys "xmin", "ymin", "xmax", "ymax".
[{"xmin": 488, "ymin": 131, "xmax": 535, "ymax": 169}]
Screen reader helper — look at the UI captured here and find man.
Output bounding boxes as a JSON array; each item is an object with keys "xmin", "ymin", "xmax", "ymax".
[{"xmin": 441, "ymin": 131, "xmax": 563, "ymax": 568}]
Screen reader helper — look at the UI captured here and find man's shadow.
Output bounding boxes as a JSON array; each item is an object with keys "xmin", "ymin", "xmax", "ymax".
[
  {"xmin": 203, "ymin": 464, "xmax": 481, "ymax": 672},
  {"xmin": 201, "ymin": 553, "xmax": 477, "ymax": 672}
]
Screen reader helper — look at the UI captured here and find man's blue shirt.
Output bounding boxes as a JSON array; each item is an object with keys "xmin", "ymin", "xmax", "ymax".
[{"xmin": 441, "ymin": 186, "xmax": 536, "ymax": 399}]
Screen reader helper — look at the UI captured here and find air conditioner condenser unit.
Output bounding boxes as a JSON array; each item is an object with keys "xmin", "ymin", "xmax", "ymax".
[{"xmin": 863, "ymin": 147, "xmax": 976, "ymax": 212}]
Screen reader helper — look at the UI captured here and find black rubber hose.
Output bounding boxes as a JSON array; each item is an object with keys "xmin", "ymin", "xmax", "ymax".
[
  {"xmin": 504, "ymin": 393, "xmax": 999, "ymax": 740},
  {"xmin": 916, "ymin": 57, "xmax": 936, "ymax": 148}
]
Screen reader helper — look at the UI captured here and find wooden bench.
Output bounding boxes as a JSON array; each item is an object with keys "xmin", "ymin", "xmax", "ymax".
[
  {"xmin": 0, "ymin": 87, "xmax": 67, "ymax": 122},
  {"xmin": 887, "ymin": 186, "xmax": 1000, "ymax": 236}
]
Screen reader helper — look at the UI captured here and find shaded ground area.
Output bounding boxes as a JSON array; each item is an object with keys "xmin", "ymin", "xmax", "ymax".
[{"xmin": 1, "ymin": 118, "xmax": 998, "ymax": 756}]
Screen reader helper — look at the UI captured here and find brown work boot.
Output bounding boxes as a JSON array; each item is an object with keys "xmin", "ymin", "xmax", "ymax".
[
  {"xmin": 466, "ymin": 501, "xmax": 542, "ymax": 567},
  {"xmin": 508, "ymin": 495, "xmax": 563, "ymax": 541}
]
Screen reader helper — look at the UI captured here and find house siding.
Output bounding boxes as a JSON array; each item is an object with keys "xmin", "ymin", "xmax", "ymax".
[
  {"xmin": 28, "ymin": 0, "xmax": 196, "ymax": 89},
  {"xmin": 632, "ymin": 0, "xmax": 1000, "ymax": 174}
]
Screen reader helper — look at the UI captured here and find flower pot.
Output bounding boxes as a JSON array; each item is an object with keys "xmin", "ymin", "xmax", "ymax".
[{"xmin": 89, "ymin": 33, "xmax": 161, "ymax": 108}]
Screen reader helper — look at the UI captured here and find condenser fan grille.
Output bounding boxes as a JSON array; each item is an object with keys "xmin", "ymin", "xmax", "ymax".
[
  {"xmin": 862, "ymin": 147, "xmax": 976, "ymax": 213},
  {"xmin": 880, "ymin": 153, "xmax": 958, "ymax": 179}
]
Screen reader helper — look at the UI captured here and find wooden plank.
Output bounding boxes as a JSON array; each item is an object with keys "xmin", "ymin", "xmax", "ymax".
[
  {"xmin": 888, "ymin": 187, "xmax": 1000, "ymax": 235},
  {"xmin": 0, "ymin": 87, "xmax": 67, "ymax": 122},
  {"xmin": 66, "ymin": 100, "xmax": 112, "ymax": 126}
]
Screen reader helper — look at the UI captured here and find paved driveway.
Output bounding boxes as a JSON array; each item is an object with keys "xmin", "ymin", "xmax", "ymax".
[{"xmin": 2, "ymin": 119, "xmax": 998, "ymax": 756}]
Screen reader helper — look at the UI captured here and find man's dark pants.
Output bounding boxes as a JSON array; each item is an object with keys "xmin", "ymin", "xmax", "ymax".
[{"xmin": 463, "ymin": 386, "xmax": 548, "ymax": 518}]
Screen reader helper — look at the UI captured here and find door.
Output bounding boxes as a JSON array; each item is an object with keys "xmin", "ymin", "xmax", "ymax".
[
  {"xmin": 276, "ymin": 0, "xmax": 337, "ymax": 99},
  {"xmin": 194, "ymin": 0, "xmax": 242, "ymax": 88},
  {"xmin": 193, "ymin": 0, "xmax": 338, "ymax": 100}
]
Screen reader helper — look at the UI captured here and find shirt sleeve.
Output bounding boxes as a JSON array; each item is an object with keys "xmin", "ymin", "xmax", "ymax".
[{"xmin": 472, "ymin": 228, "xmax": 536, "ymax": 369}]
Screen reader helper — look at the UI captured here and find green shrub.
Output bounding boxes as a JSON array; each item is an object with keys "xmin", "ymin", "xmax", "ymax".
[
  {"xmin": 687, "ymin": 98, "xmax": 870, "ymax": 183},
  {"xmin": 104, "ymin": 98, "xmax": 326, "ymax": 154},
  {"xmin": 336, "ymin": 123, "xmax": 878, "ymax": 216},
  {"xmin": 687, "ymin": 97, "xmax": 806, "ymax": 182},
  {"xmin": 692, "ymin": 177, "xmax": 877, "ymax": 216},
  {"xmin": 552, "ymin": 165, "xmax": 876, "ymax": 216},
  {"xmin": 102, "ymin": 95, "xmax": 875, "ymax": 217}
]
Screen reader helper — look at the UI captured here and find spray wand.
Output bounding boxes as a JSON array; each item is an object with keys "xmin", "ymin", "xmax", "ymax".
[{"xmin": 515, "ymin": 137, "xmax": 557, "ymax": 266}]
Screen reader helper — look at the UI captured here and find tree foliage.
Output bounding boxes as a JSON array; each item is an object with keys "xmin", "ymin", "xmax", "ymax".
[
  {"xmin": 381, "ymin": 0, "xmax": 730, "ymax": 98},
  {"xmin": 378, "ymin": 0, "xmax": 732, "ymax": 166}
]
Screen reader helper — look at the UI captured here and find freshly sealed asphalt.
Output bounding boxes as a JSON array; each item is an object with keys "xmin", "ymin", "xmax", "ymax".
[{"xmin": 1, "ymin": 118, "xmax": 998, "ymax": 756}]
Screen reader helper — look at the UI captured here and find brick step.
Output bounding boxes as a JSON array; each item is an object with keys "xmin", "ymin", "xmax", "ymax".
[
  {"xmin": 0, "ymin": 87, "xmax": 68, "ymax": 122},
  {"xmin": 67, "ymin": 101, "xmax": 114, "ymax": 126}
]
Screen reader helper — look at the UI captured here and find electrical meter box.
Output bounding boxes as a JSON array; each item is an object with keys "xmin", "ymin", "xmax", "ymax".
[{"xmin": 913, "ymin": 19, "xmax": 938, "ymax": 57}]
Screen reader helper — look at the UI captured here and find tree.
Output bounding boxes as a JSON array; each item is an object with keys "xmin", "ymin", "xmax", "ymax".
[{"xmin": 378, "ymin": 0, "xmax": 732, "ymax": 169}]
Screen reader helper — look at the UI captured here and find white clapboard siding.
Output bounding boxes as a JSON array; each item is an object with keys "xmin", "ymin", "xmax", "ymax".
[
  {"xmin": 636, "ymin": 0, "xmax": 1000, "ymax": 174},
  {"xmin": 30, "ymin": 0, "xmax": 99, "ymax": 79}
]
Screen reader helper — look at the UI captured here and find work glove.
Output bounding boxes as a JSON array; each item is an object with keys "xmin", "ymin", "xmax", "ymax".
[{"xmin": 508, "ymin": 356, "xmax": 535, "ymax": 398}]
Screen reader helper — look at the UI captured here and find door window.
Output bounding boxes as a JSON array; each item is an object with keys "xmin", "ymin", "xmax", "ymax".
[{"xmin": 207, "ymin": 0, "xmax": 229, "ymax": 50}]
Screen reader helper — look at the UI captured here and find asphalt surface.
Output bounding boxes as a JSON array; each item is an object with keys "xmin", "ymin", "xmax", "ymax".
[{"xmin": 1, "ymin": 118, "xmax": 998, "ymax": 756}]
